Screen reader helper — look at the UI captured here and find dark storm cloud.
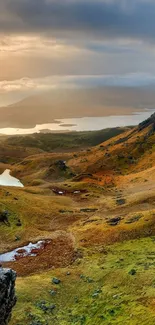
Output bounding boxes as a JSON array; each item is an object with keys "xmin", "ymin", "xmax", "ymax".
[{"xmin": 0, "ymin": 0, "xmax": 155, "ymax": 41}]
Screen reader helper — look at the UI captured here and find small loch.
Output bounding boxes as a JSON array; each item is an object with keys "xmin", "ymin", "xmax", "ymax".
[
  {"xmin": 0, "ymin": 240, "xmax": 50, "ymax": 262},
  {"xmin": 0, "ymin": 169, "xmax": 24, "ymax": 187}
]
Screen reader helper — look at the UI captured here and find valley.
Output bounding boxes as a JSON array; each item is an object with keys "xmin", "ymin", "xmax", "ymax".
[{"xmin": 0, "ymin": 115, "xmax": 155, "ymax": 324}]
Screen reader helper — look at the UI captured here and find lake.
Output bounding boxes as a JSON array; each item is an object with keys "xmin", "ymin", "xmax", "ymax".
[
  {"xmin": 0, "ymin": 109, "xmax": 154, "ymax": 135},
  {"xmin": 0, "ymin": 169, "xmax": 24, "ymax": 187},
  {"xmin": 0, "ymin": 240, "xmax": 48, "ymax": 262}
]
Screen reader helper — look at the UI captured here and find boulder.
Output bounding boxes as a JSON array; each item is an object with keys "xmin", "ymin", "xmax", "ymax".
[{"xmin": 0, "ymin": 268, "xmax": 16, "ymax": 325}]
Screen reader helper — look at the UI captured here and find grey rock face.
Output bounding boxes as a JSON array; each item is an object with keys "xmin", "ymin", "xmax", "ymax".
[{"xmin": 0, "ymin": 268, "xmax": 16, "ymax": 325}]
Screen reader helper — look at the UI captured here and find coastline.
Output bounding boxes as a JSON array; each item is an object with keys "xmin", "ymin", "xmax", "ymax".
[{"xmin": 0, "ymin": 106, "xmax": 150, "ymax": 129}]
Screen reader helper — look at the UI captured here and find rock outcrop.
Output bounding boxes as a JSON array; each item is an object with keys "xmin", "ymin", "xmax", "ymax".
[{"xmin": 0, "ymin": 268, "xmax": 16, "ymax": 325}]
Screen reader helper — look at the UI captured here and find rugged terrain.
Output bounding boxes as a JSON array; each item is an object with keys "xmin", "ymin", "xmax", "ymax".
[{"xmin": 0, "ymin": 116, "xmax": 155, "ymax": 324}]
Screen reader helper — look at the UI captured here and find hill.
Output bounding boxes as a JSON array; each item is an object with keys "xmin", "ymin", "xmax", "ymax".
[
  {"xmin": 0, "ymin": 114, "xmax": 155, "ymax": 324},
  {"xmin": 4, "ymin": 127, "xmax": 131, "ymax": 152}
]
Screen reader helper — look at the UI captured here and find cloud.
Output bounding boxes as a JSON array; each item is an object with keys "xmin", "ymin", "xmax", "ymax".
[
  {"xmin": 1, "ymin": 35, "xmax": 155, "ymax": 81},
  {"xmin": 0, "ymin": 0, "xmax": 155, "ymax": 42},
  {"xmin": 1, "ymin": 1, "xmax": 155, "ymax": 83},
  {"xmin": 1, "ymin": 73, "xmax": 155, "ymax": 107},
  {"xmin": 1, "ymin": 73, "xmax": 155, "ymax": 94},
  {"xmin": 0, "ymin": 78, "xmax": 37, "ymax": 93},
  {"xmin": 0, "ymin": 35, "xmax": 82, "ymax": 57}
]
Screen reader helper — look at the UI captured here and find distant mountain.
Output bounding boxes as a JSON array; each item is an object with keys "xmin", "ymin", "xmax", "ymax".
[{"xmin": 1, "ymin": 87, "xmax": 155, "ymax": 128}]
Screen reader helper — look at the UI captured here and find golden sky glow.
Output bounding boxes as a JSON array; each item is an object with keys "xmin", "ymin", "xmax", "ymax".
[{"xmin": 1, "ymin": 0, "xmax": 155, "ymax": 106}]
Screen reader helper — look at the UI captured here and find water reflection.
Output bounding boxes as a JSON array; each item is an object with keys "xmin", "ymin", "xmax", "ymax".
[{"xmin": 0, "ymin": 109, "xmax": 154, "ymax": 135}]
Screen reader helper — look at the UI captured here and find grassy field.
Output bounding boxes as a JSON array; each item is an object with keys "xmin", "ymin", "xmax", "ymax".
[
  {"xmin": 5, "ymin": 127, "xmax": 132, "ymax": 152},
  {"xmin": 11, "ymin": 237, "xmax": 155, "ymax": 325}
]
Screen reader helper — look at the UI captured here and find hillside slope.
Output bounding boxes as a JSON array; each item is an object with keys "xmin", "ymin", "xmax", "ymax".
[
  {"xmin": 1, "ymin": 114, "xmax": 155, "ymax": 325},
  {"xmin": 9, "ymin": 113, "xmax": 155, "ymax": 185}
]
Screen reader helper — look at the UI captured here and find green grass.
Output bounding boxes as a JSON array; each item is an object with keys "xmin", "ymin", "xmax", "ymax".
[
  {"xmin": 5, "ymin": 127, "xmax": 132, "ymax": 152},
  {"xmin": 11, "ymin": 237, "xmax": 155, "ymax": 325}
]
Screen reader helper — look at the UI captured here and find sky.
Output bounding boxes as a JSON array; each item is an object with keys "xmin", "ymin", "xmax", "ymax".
[{"xmin": 1, "ymin": 0, "xmax": 155, "ymax": 106}]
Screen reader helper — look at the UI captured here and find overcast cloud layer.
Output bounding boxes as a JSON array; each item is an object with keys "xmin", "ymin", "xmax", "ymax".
[
  {"xmin": 0, "ymin": 0, "xmax": 155, "ymax": 41},
  {"xmin": 0, "ymin": 0, "xmax": 155, "ymax": 106}
]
